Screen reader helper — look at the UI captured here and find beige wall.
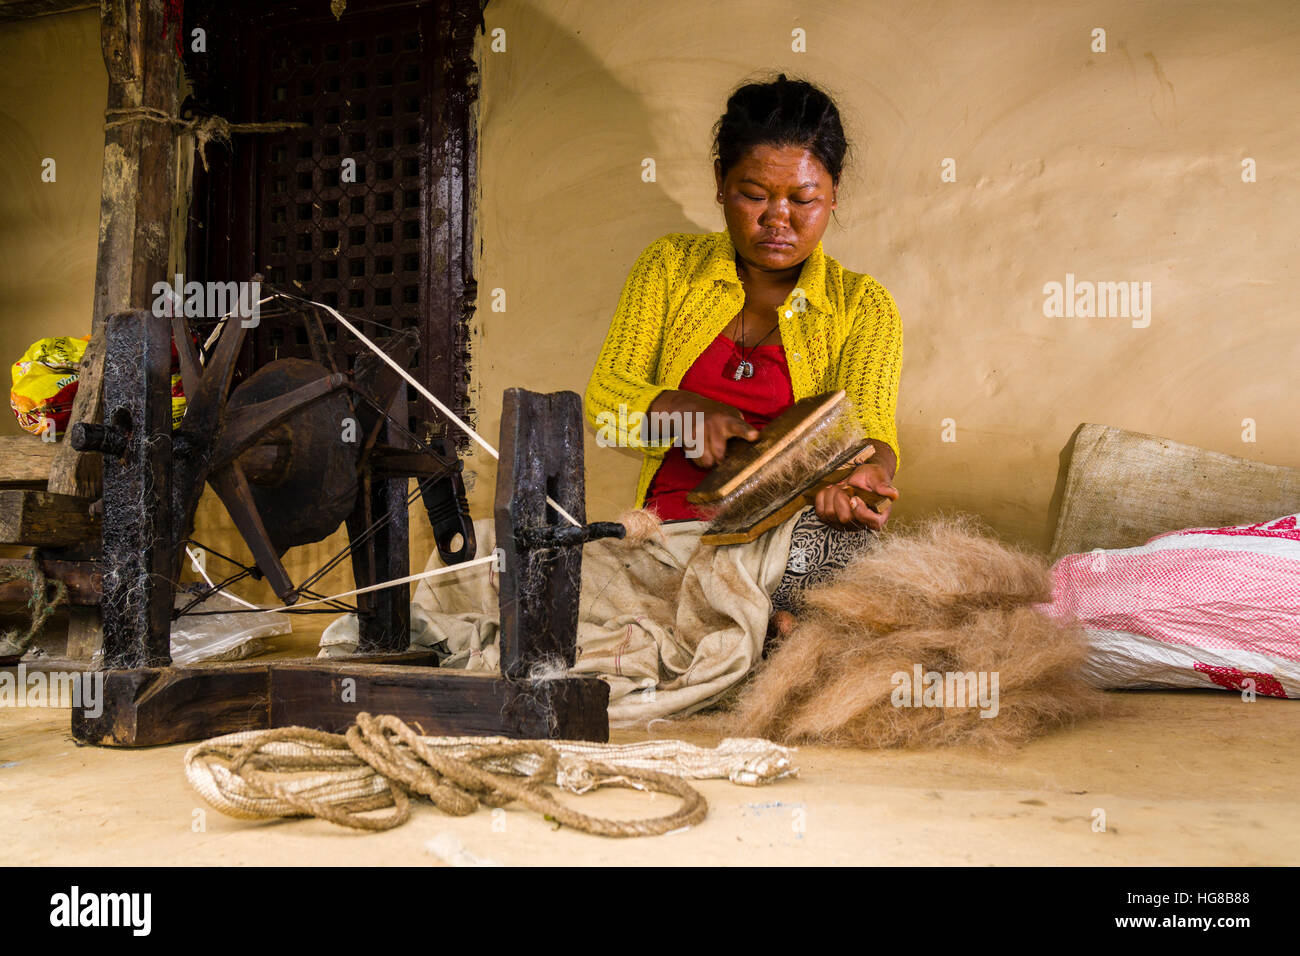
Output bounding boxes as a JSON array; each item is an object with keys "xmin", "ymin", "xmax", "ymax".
[
  {"xmin": 0, "ymin": 7, "xmax": 104, "ymax": 437},
  {"xmin": 468, "ymin": 0, "xmax": 1300, "ymax": 550},
  {"xmin": 1, "ymin": 1, "xmax": 1296, "ymax": 605}
]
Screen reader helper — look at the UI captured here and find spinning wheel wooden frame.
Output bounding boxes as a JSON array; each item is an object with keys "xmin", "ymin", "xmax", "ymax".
[{"xmin": 68, "ymin": 305, "xmax": 617, "ymax": 746}]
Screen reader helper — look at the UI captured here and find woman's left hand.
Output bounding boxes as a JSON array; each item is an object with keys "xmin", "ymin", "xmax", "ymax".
[{"xmin": 813, "ymin": 462, "xmax": 899, "ymax": 532}]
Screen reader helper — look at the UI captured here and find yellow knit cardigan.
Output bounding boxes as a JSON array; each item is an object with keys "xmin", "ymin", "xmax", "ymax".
[{"xmin": 585, "ymin": 230, "xmax": 903, "ymax": 508}]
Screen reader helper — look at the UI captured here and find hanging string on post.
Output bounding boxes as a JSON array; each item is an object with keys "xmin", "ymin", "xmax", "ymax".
[
  {"xmin": 103, "ymin": 107, "xmax": 309, "ymax": 173},
  {"xmin": 0, "ymin": 554, "xmax": 69, "ymax": 659}
]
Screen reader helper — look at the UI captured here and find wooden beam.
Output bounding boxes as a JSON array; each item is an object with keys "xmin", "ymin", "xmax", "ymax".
[
  {"xmin": 95, "ymin": 309, "xmax": 174, "ymax": 667},
  {"xmin": 49, "ymin": 0, "xmax": 181, "ymax": 498},
  {"xmin": 348, "ymin": 380, "xmax": 411, "ymax": 653},
  {"xmin": 0, "ymin": 437, "xmax": 58, "ymax": 487},
  {"xmin": 0, "ymin": 490, "xmax": 99, "ymax": 546},
  {"xmin": 269, "ymin": 665, "xmax": 610, "ymax": 740},
  {"xmin": 494, "ymin": 390, "xmax": 589, "ymax": 680},
  {"xmin": 71, "ymin": 665, "xmax": 272, "ymax": 747},
  {"xmin": 70, "ymin": 663, "xmax": 611, "ymax": 747},
  {"xmin": 0, "ymin": 0, "xmax": 96, "ymax": 22}
]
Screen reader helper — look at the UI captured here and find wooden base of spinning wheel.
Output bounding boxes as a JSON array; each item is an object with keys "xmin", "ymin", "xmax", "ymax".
[{"xmin": 72, "ymin": 660, "xmax": 610, "ymax": 747}]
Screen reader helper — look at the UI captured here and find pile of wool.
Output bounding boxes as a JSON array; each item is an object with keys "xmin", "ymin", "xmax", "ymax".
[{"xmin": 720, "ymin": 514, "xmax": 1105, "ymax": 750}]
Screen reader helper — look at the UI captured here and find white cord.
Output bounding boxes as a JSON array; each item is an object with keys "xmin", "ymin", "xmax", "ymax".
[
  {"xmin": 181, "ymin": 554, "xmax": 498, "ymax": 616},
  {"xmin": 287, "ymin": 555, "xmax": 496, "ymax": 609},
  {"xmin": 184, "ymin": 544, "xmax": 264, "ymax": 611},
  {"xmin": 175, "ymin": 289, "xmax": 582, "ymax": 617},
  {"xmin": 312, "ymin": 299, "xmax": 582, "ymax": 529}
]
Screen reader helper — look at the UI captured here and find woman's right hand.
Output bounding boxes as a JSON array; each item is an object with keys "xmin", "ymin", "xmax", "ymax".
[{"xmin": 647, "ymin": 390, "xmax": 759, "ymax": 469}]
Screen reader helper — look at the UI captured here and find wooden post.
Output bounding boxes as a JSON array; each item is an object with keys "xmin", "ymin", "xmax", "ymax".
[
  {"xmin": 495, "ymin": 390, "xmax": 586, "ymax": 680},
  {"xmin": 48, "ymin": 0, "xmax": 180, "ymax": 499},
  {"xmin": 492, "ymin": 389, "xmax": 631, "ymax": 680},
  {"xmin": 84, "ymin": 309, "xmax": 174, "ymax": 666}
]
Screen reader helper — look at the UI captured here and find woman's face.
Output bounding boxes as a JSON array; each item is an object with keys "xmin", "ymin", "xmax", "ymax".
[{"xmin": 715, "ymin": 144, "xmax": 837, "ymax": 275}]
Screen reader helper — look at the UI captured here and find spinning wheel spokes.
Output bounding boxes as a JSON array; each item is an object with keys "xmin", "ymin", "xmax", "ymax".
[
  {"xmin": 70, "ymin": 309, "xmax": 614, "ymax": 746},
  {"xmin": 73, "ymin": 290, "xmax": 477, "ymax": 659}
]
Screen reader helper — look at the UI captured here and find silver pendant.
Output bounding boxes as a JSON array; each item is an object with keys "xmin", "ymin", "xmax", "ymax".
[{"xmin": 732, "ymin": 360, "xmax": 754, "ymax": 381}]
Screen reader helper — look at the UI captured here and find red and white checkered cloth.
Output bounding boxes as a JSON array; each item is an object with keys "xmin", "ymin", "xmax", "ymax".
[{"xmin": 1041, "ymin": 514, "xmax": 1300, "ymax": 697}]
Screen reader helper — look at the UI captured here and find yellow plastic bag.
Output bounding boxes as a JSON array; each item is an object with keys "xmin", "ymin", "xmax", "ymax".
[
  {"xmin": 169, "ymin": 369, "xmax": 186, "ymax": 430},
  {"xmin": 9, "ymin": 334, "xmax": 188, "ymax": 436},
  {"xmin": 9, "ymin": 336, "xmax": 89, "ymax": 437}
]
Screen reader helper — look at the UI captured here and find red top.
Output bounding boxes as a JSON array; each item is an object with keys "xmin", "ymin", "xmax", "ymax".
[{"xmin": 644, "ymin": 332, "xmax": 794, "ymax": 520}]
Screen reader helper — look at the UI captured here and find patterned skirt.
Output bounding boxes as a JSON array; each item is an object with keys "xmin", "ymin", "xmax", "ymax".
[{"xmin": 769, "ymin": 507, "xmax": 879, "ymax": 614}]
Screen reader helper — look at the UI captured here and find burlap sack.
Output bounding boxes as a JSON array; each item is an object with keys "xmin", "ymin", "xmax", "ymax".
[{"xmin": 1049, "ymin": 423, "xmax": 1300, "ymax": 558}]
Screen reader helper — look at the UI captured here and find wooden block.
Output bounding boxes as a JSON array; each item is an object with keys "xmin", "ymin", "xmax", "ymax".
[
  {"xmin": 270, "ymin": 664, "xmax": 610, "ymax": 741},
  {"xmin": 494, "ymin": 389, "xmax": 587, "ymax": 680},
  {"xmin": 65, "ymin": 607, "xmax": 102, "ymax": 660},
  {"xmin": 689, "ymin": 391, "xmax": 849, "ymax": 504},
  {"xmin": 0, "ymin": 490, "xmax": 100, "ymax": 546},
  {"xmin": 701, "ymin": 495, "xmax": 812, "ymax": 546},
  {"xmin": 699, "ymin": 464, "xmax": 889, "ymax": 546},
  {"xmin": 0, "ymin": 437, "xmax": 58, "ymax": 487},
  {"xmin": 335, "ymin": 650, "xmax": 443, "ymax": 667},
  {"xmin": 49, "ymin": 332, "xmax": 104, "ymax": 500},
  {"xmin": 70, "ymin": 661, "xmax": 610, "ymax": 747},
  {"xmin": 71, "ymin": 665, "xmax": 272, "ymax": 747}
]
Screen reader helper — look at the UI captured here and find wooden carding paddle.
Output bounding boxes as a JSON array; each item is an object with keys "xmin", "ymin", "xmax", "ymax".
[{"xmin": 687, "ymin": 390, "xmax": 890, "ymax": 545}]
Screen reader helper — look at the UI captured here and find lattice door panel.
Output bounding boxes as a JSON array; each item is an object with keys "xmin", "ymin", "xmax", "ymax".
[
  {"xmin": 257, "ymin": 14, "xmax": 429, "ymax": 438},
  {"xmin": 183, "ymin": 0, "xmax": 481, "ymax": 448}
]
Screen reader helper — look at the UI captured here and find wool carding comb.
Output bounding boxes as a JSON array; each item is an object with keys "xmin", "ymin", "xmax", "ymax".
[{"xmin": 688, "ymin": 390, "xmax": 890, "ymax": 546}]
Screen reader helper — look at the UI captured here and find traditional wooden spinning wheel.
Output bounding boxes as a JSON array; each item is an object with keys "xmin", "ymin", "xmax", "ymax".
[
  {"xmin": 68, "ymin": 295, "xmax": 620, "ymax": 746},
  {"xmin": 71, "ymin": 285, "xmax": 475, "ymax": 660}
]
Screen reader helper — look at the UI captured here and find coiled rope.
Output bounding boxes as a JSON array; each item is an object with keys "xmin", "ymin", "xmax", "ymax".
[
  {"xmin": 0, "ymin": 555, "xmax": 68, "ymax": 660},
  {"xmin": 186, "ymin": 713, "xmax": 797, "ymax": 837}
]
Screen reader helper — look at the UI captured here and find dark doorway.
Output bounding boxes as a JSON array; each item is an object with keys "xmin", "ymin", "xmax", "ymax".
[{"xmin": 182, "ymin": 0, "xmax": 485, "ymax": 449}]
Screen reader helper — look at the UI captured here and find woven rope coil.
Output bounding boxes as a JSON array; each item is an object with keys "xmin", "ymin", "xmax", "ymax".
[
  {"xmin": 0, "ymin": 556, "xmax": 68, "ymax": 661},
  {"xmin": 185, "ymin": 713, "xmax": 798, "ymax": 837}
]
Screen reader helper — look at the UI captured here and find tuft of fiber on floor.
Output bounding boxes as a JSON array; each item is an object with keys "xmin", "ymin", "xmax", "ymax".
[{"xmin": 717, "ymin": 514, "xmax": 1105, "ymax": 750}]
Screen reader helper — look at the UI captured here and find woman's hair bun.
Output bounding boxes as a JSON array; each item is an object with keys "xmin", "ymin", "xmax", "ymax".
[{"xmin": 712, "ymin": 74, "xmax": 849, "ymax": 185}]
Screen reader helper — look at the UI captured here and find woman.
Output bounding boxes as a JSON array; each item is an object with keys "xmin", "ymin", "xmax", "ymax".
[{"xmin": 586, "ymin": 74, "xmax": 903, "ymax": 617}]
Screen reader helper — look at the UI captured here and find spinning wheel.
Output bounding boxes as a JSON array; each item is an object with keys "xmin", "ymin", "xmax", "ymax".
[
  {"xmin": 71, "ymin": 289, "xmax": 475, "ymax": 662},
  {"xmin": 68, "ymin": 298, "xmax": 617, "ymax": 747}
]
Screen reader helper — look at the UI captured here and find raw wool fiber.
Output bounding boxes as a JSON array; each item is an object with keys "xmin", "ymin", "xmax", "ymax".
[
  {"xmin": 615, "ymin": 508, "xmax": 665, "ymax": 548},
  {"xmin": 719, "ymin": 514, "xmax": 1106, "ymax": 750},
  {"xmin": 798, "ymin": 514, "xmax": 1052, "ymax": 629}
]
